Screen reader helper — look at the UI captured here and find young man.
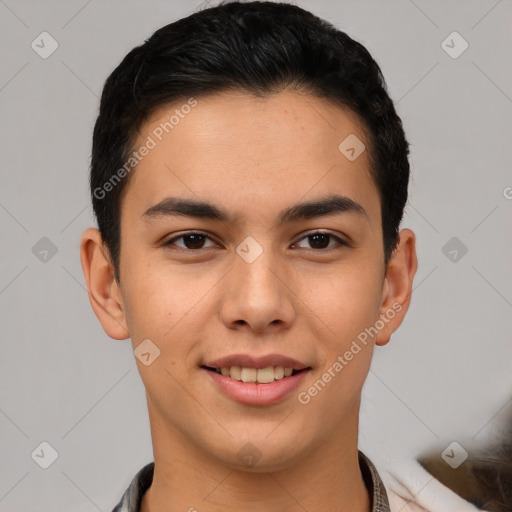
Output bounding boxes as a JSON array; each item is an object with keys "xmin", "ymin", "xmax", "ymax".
[{"xmin": 80, "ymin": 2, "xmax": 418, "ymax": 510}]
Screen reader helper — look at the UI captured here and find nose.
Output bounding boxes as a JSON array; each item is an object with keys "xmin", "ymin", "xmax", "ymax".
[{"xmin": 219, "ymin": 240, "xmax": 296, "ymax": 334}]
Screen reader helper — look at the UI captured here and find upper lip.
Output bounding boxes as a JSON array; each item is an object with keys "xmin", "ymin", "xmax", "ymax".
[{"xmin": 203, "ymin": 353, "xmax": 311, "ymax": 371}]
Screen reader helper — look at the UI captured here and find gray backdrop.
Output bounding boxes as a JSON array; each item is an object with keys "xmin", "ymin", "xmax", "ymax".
[{"xmin": 1, "ymin": 0, "xmax": 511, "ymax": 510}]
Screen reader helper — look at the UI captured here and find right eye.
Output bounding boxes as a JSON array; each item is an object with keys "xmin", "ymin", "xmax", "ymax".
[{"xmin": 163, "ymin": 232, "xmax": 219, "ymax": 251}]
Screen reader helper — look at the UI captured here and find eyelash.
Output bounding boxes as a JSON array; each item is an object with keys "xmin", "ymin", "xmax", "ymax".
[{"xmin": 163, "ymin": 231, "xmax": 348, "ymax": 252}]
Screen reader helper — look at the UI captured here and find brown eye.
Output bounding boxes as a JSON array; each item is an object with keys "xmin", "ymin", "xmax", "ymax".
[
  {"xmin": 164, "ymin": 232, "xmax": 217, "ymax": 250},
  {"xmin": 294, "ymin": 231, "xmax": 347, "ymax": 250}
]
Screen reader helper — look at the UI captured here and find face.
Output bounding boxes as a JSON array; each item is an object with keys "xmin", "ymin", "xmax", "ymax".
[{"xmin": 82, "ymin": 89, "xmax": 416, "ymax": 472}]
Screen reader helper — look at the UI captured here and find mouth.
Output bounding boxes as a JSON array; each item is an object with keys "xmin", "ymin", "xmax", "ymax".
[
  {"xmin": 200, "ymin": 353, "xmax": 312, "ymax": 404},
  {"xmin": 201, "ymin": 365, "xmax": 309, "ymax": 384},
  {"xmin": 200, "ymin": 363, "xmax": 312, "ymax": 405}
]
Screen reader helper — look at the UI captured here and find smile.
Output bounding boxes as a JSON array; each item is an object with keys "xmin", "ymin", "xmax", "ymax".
[
  {"xmin": 201, "ymin": 365, "xmax": 311, "ymax": 406},
  {"xmin": 203, "ymin": 365, "xmax": 304, "ymax": 384}
]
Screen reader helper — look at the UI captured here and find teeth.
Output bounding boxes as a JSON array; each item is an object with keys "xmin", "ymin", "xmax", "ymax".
[
  {"xmin": 241, "ymin": 367, "xmax": 257, "ymax": 382},
  {"xmin": 254, "ymin": 367, "xmax": 274, "ymax": 384},
  {"xmin": 230, "ymin": 366, "xmax": 242, "ymax": 381},
  {"xmin": 274, "ymin": 366, "xmax": 285, "ymax": 380},
  {"xmin": 214, "ymin": 366, "xmax": 297, "ymax": 383}
]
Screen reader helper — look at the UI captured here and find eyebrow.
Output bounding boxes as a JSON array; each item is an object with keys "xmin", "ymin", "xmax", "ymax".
[{"xmin": 141, "ymin": 194, "xmax": 368, "ymax": 227}]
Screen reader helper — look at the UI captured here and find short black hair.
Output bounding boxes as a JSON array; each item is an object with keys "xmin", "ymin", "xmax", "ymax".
[{"xmin": 90, "ymin": 0, "xmax": 410, "ymax": 282}]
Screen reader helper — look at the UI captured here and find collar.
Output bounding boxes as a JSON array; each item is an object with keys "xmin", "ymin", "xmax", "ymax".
[{"xmin": 112, "ymin": 450, "xmax": 390, "ymax": 511}]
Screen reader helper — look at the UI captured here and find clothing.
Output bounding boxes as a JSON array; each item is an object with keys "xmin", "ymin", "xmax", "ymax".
[
  {"xmin": 111, "ymin": 450, "xmax": 390, "ymax": 511},
  {"xmin": 375, "ymin": 455, "xmax": 484, "ymax": 512}
]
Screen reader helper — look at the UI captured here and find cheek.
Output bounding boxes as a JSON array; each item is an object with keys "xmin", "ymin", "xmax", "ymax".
[
  {"xmin": 119, "ymin": 253, "xmax": 171, "ymax": 344},
  {"xmin": 297, "ymin": 271, "xmax": 381, "ymax": 415},
  {"xmin": 121, "ymin": 259, "xmax": 215, "ymax": 349},
  {"xmin": 123, "ymin": 277, "xmax": 179, "ymax": 343},
  {"xmin": 122, "ymin": 270, "xmax": 197, "ymax": 399},
  {"xmin": 301, "ymin": 263, "xmax": 383, "ymax": 346}
]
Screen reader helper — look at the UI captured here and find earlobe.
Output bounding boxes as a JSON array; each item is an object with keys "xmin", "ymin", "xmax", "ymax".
[
  {"xmin": 80, "ymin": 227, "xmax": 130, "ymax": 340},
  {"xmin": 375, "ymin": 228, "xmax": 418, "ymax": 346}
]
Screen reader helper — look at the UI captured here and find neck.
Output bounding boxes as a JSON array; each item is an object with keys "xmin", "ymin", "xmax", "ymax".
[{"xmin": 141, "ymin": 403, "xmax": 370, "ymax": 512}]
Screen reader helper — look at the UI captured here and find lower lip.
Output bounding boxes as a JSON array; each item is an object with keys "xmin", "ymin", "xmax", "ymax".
[{"xmin": 202, "ymin": 368, "xmax": 310, "ymax": 406}]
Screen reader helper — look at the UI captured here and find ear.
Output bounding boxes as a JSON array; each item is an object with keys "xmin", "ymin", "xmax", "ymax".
[
  {"xmin": 375, "ymin": 228, "xmax": 418, "ymax": 346},
  {"xmin": 80, "ymin": 227, "xmax": 129, "ymax": 340}
]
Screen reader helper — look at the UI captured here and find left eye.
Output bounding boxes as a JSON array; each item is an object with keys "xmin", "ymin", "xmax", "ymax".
[
  {"xmin": 164, "ymin": 231, "xmax": 346, "ymax": 251},
  {"xmin": 293, "ymin": 231, "xmax": 346, "ymax": 250}
]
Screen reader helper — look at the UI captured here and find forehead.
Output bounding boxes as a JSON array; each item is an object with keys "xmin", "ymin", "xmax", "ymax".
[{"xmin": 122, "ymin": 89, "xmax": 380, "ymax": 226}]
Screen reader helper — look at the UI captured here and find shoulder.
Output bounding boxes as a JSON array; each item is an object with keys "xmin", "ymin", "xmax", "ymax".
[
  {"xmin": 377, "ymin": 457, "xmax": 484, "ymax": 512},
  {"xmin": 111, "ymin": 462, "xmax": 154, "ymax": 512}
]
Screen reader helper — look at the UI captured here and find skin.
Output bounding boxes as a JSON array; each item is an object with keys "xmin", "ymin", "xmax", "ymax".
[{"xmin": 80, "ymin": 89, "xmax": 417, "ymax": 512}]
